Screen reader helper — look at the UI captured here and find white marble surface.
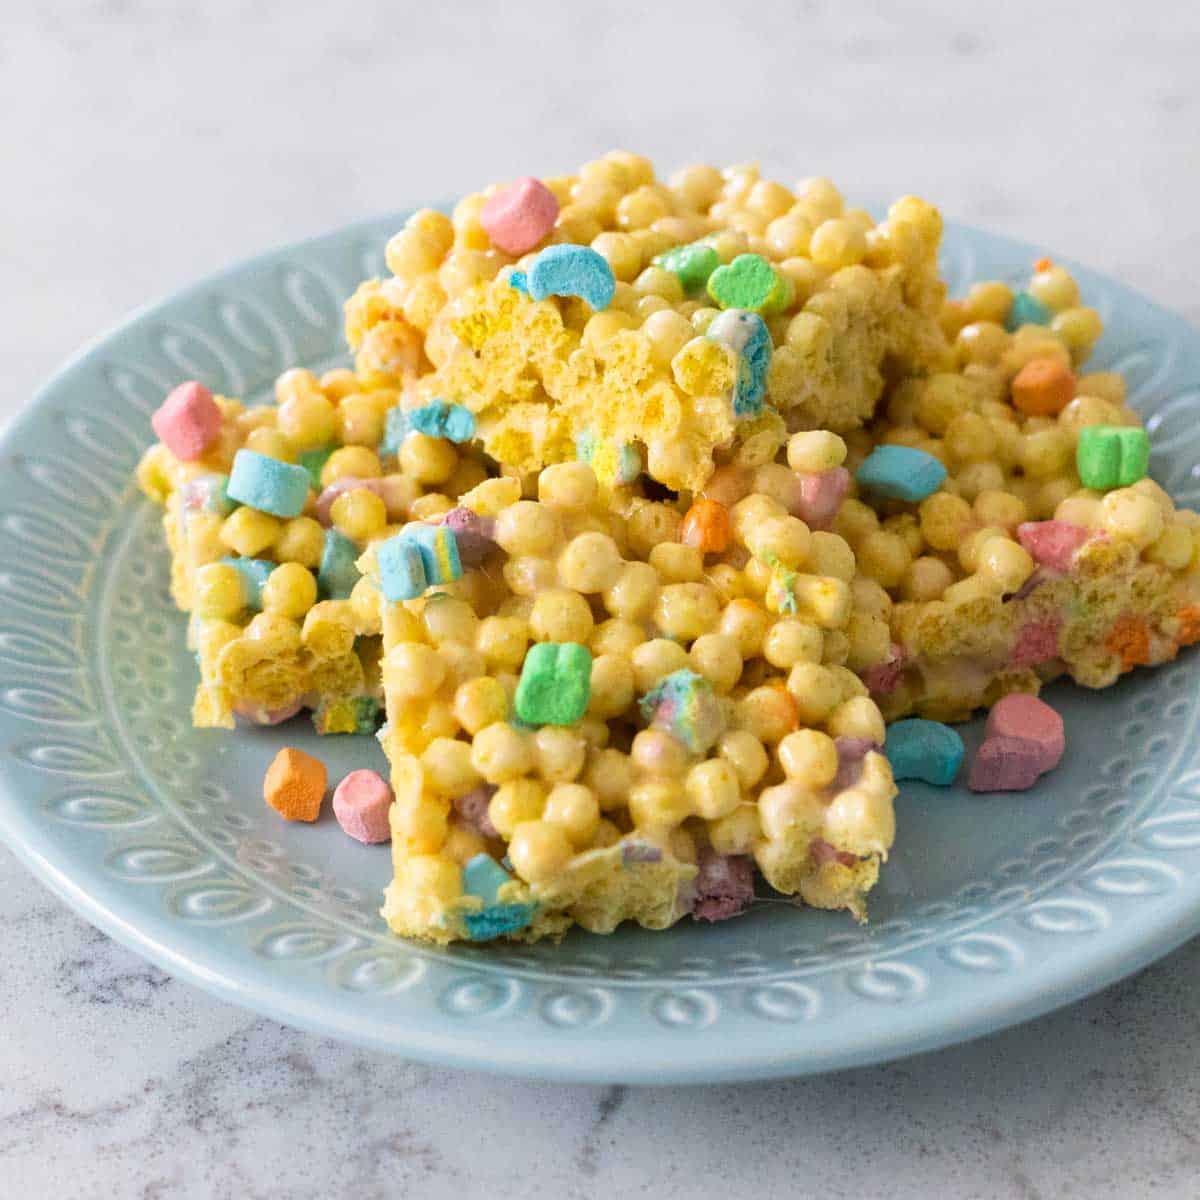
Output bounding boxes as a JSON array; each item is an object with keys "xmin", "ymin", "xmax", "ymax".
[{"xmin": 3, "ymin": 2, "xmax": 1200, "ymax": 1197}]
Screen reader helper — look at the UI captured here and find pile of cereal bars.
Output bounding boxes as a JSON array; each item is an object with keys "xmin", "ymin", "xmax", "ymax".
[{"xmin": 137, "ymin": 153, "xmax": 1200, "ymax": 944}]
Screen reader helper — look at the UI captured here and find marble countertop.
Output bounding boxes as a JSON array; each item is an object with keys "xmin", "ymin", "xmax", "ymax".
[{"xmin": 3, "ymin": 3, "xmax": 1199, "ymax": 1197}]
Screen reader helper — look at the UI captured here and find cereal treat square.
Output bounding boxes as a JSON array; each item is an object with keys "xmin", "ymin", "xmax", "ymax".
[
  {"xmin": 838, "ymin": 260, "xmax": 1200, "ymax": 722},
  {"xmin": 135, "ymin": 366, "xmax": 487, "ymax": 732},
  {"xmin": 353, "ymin": 456, "xmax": 897, "ymax": 945},
  {"xmin": 343, "ymin": 153, "xmax": 953, "ymax": 493}
]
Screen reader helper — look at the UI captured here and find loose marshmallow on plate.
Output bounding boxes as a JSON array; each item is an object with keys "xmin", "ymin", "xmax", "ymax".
[
  {"xmin": 984, "ymin": 693, "xmax": 1065, "ymax": 775},
  {"xmin": 332, "ymin": 769, "xmax": 393, "ymax": 844}
]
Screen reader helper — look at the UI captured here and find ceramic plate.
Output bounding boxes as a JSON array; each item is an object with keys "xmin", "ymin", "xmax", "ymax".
[{"xmin": 2, "ymin": 212, "xmax": 1199, "ymax": 1085}]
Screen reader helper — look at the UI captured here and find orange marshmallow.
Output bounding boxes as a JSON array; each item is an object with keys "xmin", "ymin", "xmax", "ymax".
[
  {"xmin": 1105, "ymin": 615, "xmax": 1151, "ymax": 671},
  {"xmin": 680, "ymin": 499, "xmax": 732, "ymax": 555},
  {"xmin": 1011, "ymin": 357, "xmax": 1075, "ymax": 417},
  {"xmin": 263, "ymin": 747, "xmax": 327, "ymax": 822}
]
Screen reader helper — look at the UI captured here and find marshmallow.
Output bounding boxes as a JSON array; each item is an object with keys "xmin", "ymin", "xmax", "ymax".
[
  {"xmin": 518, "ymin": 243, "xmax": 616, "ymax": 311},
  {"xmin": 984, "ymin": 693, "xmax": 1065, "ymax": 775},
  {"xmin": 227, "ymin": 449, "xmax": 311, "ymax": 518},
  {"xmin": 152, "ymin": 381, "xmax": 222, "ymax": 461},
  {"xmin": 1005, "ymin": 290, "xmax": 1052, "ymax": 331},
  {"xmin": 480, "ymin": 177, "xmax": 560, "ymax": 255},
  {"xmin": 515, "ymin": 642, "xmax": 593, "ymax": 726},
  {"xmin": 856, "ymin": 445, "xmax": 947, "ymax": 503},
  {"xmin": 794, "ymin": 467, "xmax": 850, "ymax": 531},
  {"xmin": 318, "ymin": 529, "xmax": 361, "ymax": 600},
  {"xmin": 1017, "ymin": 520, "xmax": 1090, "ymax": 572},
  {"xmin": 884, "ymin": 718, "xmax": 965, "ymax": 786},
  {"xmin": 968, "ymin": 735, "xmax": 1045, "ymax": 792},
  {"xmin": 690, "ymin": 850, "xmax": 755, "ymax": 922},
  {"xmin": 263, "ymin": 747, "xmax": 327, "ymax": 822},
  {"xmin": 332, "ymin": 768, "xmax": 393, "ymax": 843},
  {"xmin": 1076, "ymin": 425, "xmax": 1150, "ymax": 490}
]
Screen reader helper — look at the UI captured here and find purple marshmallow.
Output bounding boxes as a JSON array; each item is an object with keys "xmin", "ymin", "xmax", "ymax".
[
  {"xmin": 831, "ymin": 736, "xmax": 881, "ymax": 791},
  {"xmin": 621, "ymin": 840, "xmax": 663, "ymax": 865},
  {"xmin": 453, "ymin": 785, "xmax": 498, "ymax": 838},
  {"xmin": 440, "ymin": 507, "xmax": 497, "ymax": 568},
  {"xmin": 690, "ymin": 849, "xmax": 754, "ymax": 923},
  {"xmin": 860, "ymin": 644, "xmax": 905, "ymax": 697},
  {"xmin": 968, "ymin": 735, "xmax": 1044, "ymax": 793}
]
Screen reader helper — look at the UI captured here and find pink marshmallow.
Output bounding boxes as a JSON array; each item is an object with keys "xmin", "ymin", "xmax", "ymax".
[
  {"xmin": 332, "ymin": 769, "xmax": 393, "ymax": 844},
  {"xmin": 315, "ymin": 477, "xmax": 386, "ymax": 526},
  {"xmin": 984, "ymin": 693, "xmax": 1065, "ymax": 774},
  {"xmin": 151, "ymin": 381, "xmax": 221, "ymax": 461},
  {"xmin": 1010, "ymin": 618, "xmax": 1061, "ymax": 669},
  {"xmin": 968, "ymin": 735, "xmax": 1045, "ymax": 792},
  {"xmin": 1017, "ymin": 520, "xmax": 1091, "ymax": 573},
  {"xmin": 234, "ymin": 699, "xmax": 303, "ymax": 726},
  {"xmin": 794, "ymin": 468, "xmax": 850, "ymax": 531},
  {"xmin": 480, "ymin": 177, "xmax": 560, "ymax": 256}
]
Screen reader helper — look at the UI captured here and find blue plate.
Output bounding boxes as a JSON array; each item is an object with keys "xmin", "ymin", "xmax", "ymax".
[{"xmin": 2, "ymin": 213, "xmax": 1199, "ymax": 1084}]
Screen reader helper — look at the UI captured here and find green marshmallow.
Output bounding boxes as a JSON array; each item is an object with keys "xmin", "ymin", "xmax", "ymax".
[
  {"xmin": 297, "ymin": 445, "xmax": 335, "ymax": 490},
  {"xmin": 654, "ymin": 242, "xmax": 720, "ymax": 291},
  {"xmin": 1076, "ymin": 425, "xmax": 1150, "ymax": 490},
  {"xmin": 706, "ymin": 253, "xmax": 793, "ymax": 314},
  {"xmin": 514, "ymin": 642, "xmax": 592, "ymax": 726}
]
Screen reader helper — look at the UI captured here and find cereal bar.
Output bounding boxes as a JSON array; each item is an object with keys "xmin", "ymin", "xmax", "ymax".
[
  {"xmin": 344, "ymin": 153, "xmax": 952, "ymax": 492},
  {"xmin": 837, "ymin": 262, "xmax": 1200, "ymax": 721}
]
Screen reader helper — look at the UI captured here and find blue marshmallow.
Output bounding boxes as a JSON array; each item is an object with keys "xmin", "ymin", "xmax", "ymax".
[
  {"xmin": 318, "ymin": 529, "xmax": 361, "ymax": 600},
  {"xmin": 463, "ymin": 904, "xmax": 535, "ymax": 940},
  {"xmin": 377, "ymin": 534, "xmax": 427, "ymax": 602},
  {"xmin": 576, "ymin": 430, "xmax": 644, "ymax": 486},
  {"xmin": 856, "ymin": 445, "xmax": 947, "ymax": 503},
  {"xmin": 1005, "ymin": 290, "xmax": 1052, "ymax": 332},
  {"xmin": 220, "ymin": 556, "xmax": 273, "ymax": 610},
  {"xmin": 521, "ymin": 244, "xmax": 615, "ymax": 311},
  {"xmin": 379, "ymin": 406, "xmax": 411, "ymax": 457},
  {"xmin": 461, "ymin": 853, "xmax": 534, "ymax": 941},
  {"xmin": 706, "ymin": 309, "xmax": 773, "ymax": 417},
  {"xmin": 463, "ymin": 853, "xmax": 512, "ymax": 905},
  {"xmin": 227, "ymin": 449, "xmax": 311, "ymax": 518},
  {"xmin": 885, "ymin": 718, "xmax": 965, "ymax": 786},
  {"xmin": 408, "ymin": 523, "xmax": 462, "ymax": 583},
  {"xmin": 376, "ymin": 524, "xmax": 462, "ymax": 602},
  {"xmin": 409, "ymin": 400, "xmax": 476, "ymax": 444}
]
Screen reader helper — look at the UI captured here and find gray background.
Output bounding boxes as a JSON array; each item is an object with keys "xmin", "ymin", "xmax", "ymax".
[{"xmin": 3, "ymin": 3, "xmax": 1200, "ymax": 1197}]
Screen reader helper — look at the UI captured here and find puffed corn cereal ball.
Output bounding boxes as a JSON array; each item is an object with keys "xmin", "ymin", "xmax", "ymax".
[
  {"xmin": 262, "ymin": 563, "xmax": 317, "ymax": 618},
  {"xmin": 508, "ymin": 819, "xmax": 574, "ymax": 882}
]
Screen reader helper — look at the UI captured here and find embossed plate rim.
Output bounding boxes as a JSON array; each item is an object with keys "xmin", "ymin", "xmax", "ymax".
[{"xmin": 1, "ymin": 210, "xmax": 1199, "ymax": 1084}]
